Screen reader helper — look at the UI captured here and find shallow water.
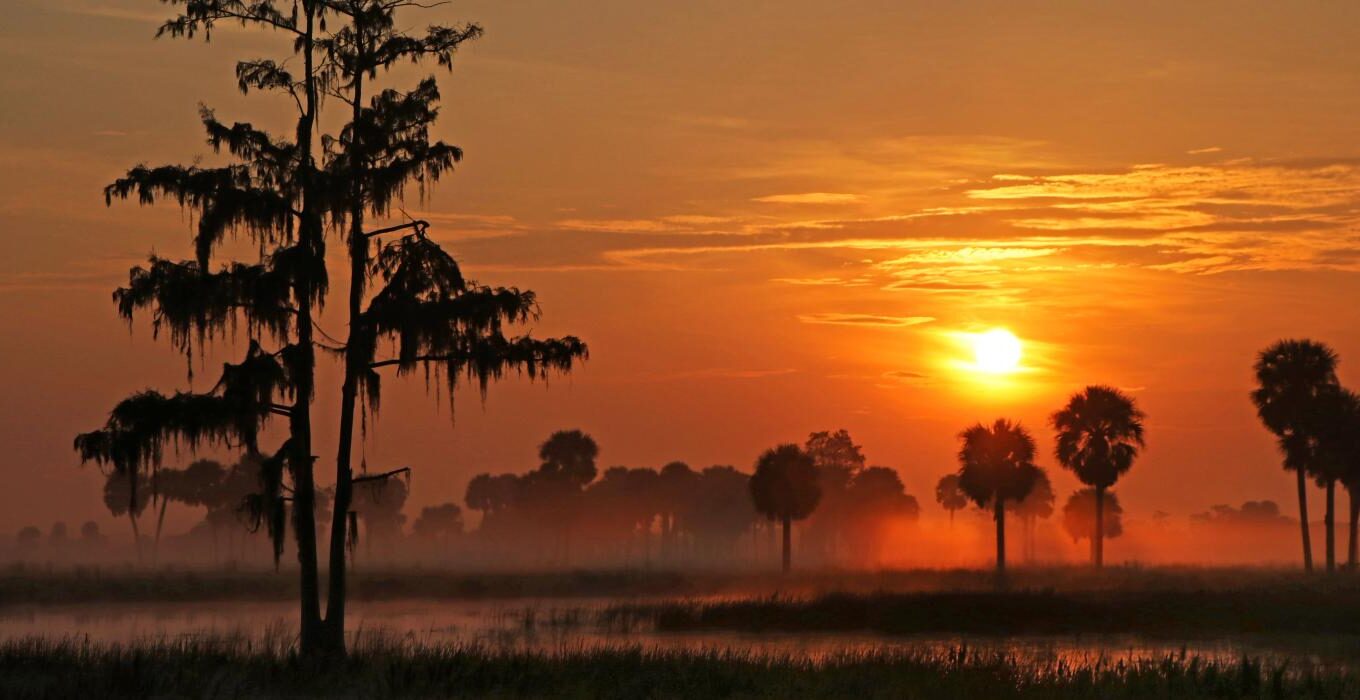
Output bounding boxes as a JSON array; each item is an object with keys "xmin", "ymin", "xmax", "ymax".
[{"xmin": 3, "ymin": 598, "xmax": 1358, "ymax": 668}]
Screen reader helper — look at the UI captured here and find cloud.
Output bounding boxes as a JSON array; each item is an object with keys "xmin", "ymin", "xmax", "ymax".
[
  {"xmin": 753, "ymin": 193, "xmax": 864, "ymax": 205},
  {"xmin": 771, "ymin": 276, "xmax": 871, "ymax": 287},
  {"xmin": 1187, "ymin": 146, "xmax": 1224, "ymax": 155},
  {"xmin": 555, "ymin": 215, "xmax": 740, "ymax": 234},
  {"xmin": 633, "ymin": 367, "xmax": 799, "ymax": 382},
  {"xmin": 798, "ymin": 313, "xmax": 935, "ymax": 327}
]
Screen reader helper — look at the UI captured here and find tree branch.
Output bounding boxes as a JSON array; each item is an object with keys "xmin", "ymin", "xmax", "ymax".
[
  {"xmin": 350, "ymin": 466, "xmax": 412, "ymax": 486},
  {"xmin": 364, "ymin": 220, "xmax": 429, "ymax": 239}
]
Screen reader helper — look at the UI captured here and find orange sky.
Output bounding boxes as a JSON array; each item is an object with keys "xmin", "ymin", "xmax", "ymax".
[{"xmin": 6, "ymin": 1, "xmax": 1360, "ymax": 540}]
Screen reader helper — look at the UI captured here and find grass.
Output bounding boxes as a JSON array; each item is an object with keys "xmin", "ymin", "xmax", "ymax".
[
  {"xmin": 3, "ymin": 636, "xmax": 1357, "ymax": 699},
  {"xmin": 607, "ymin": 586, "xmax": 1360, "ymax": 637}
]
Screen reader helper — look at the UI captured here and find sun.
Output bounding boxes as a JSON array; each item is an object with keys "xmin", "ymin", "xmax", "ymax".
[{"xmin": 972, "ymin": 329, "xmax": 1022, "ymax": 374}]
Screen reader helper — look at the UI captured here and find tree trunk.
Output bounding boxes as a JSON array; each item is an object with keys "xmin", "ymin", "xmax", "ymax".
[
  {"xmin": 1325, "ymin": 479, "xmax": 1336, "ymax": 573},
  {"xmin": 994, "ymin": 498, "xmax": 1006, "ymax": 577},
  {"xmin": 767, "ymin": 520, "xmax": 776, "ymax": 564},
  {"xmin": 128, "ymin": 512, "xmax": 142, "ymax": 565},
  {"xmin": 153, "ymin": 497, "xmax": 168, "ymax": 565},
  {"xmin": 1298, "ymin": 469, "xmax": 1314, "ymax": 572},
  {"xmin": 1094, "ymin": 486, "xmax": 1105, "ymax": 569},
  {"xmin": 1348, "ymin": 486, "xmax": 1358, "ymax": 572},
  {"xmin": 289, "ymin": 0, "xmax": 325, "ymax": 655},
  {"xmin": 782, "ymin": 515, "xmax": 792, "ymax": 573}
]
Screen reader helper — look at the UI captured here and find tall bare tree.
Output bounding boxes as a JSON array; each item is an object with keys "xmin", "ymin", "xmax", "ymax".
[{"xmin": 75, "ymin": 1, "xmax": 585, "ymax": 656}]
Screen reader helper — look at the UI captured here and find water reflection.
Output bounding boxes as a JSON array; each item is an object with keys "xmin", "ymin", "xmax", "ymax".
[{"xmin": 3, "ymin": 599, "xmax": 1358, "ymax": 669}]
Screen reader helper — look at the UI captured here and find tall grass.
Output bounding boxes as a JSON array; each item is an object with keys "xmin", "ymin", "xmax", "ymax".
[{"xmin": 2, "ymin": 636, "xmax": 1356, "ymax": 699}]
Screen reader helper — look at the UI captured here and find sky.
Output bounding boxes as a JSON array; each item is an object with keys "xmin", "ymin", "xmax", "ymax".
[{"xmin": 5, "ymin": 0, "xmax": 1360, "ymax": 542}]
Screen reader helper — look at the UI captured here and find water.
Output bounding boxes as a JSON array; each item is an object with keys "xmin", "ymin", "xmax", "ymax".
[{"xmin": 3, "ymin": 598, "xmax": 1358, "ymax": 667}]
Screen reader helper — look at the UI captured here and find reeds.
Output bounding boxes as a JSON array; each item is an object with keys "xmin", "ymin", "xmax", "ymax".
[{"xmin": 2, "ymin": 636, "xmax": 1355, "ymax": 699}]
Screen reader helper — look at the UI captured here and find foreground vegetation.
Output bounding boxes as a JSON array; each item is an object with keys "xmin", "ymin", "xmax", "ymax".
[
  {"xmin": 5, "ymin": 564, "xmax": 1360, "ymax": 606},
  {"xmin": 610, "ymin": 587, "xmax": 1360, "ymax": 636},
  {"xmin": 3, "ymin": 637, "xmax": 1357, "ymax": 699}
]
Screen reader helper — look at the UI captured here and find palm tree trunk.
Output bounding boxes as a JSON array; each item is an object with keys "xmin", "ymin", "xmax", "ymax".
[
  {"xmin": 782, "ymin": 515, "xmax": 792, "ymax": 573},
  {"xmin": 994, "ymin": 499, "xmax": 1006, "ymax": 577},
  {"xmin": 1348, "ymin": 486, "xmax": 1358, "ymax": 572},
  {"xmin": 1325, "ymin": 479, "xmax": 1336, "ymax": 573},
  {"xmin": 1298, "ymin": 469, "xmax": 1314, "ymax": 572},
  {"xmin": 1094, "ymin": 486, "xmax": 1105, "ymax": 569},
  {"xmin": 128, "ymin": 512, "xmax": 142, "ymax": 565}
]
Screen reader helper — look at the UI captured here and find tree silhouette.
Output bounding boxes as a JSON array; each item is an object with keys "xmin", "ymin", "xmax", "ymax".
[
  {"xmin": 75, "ymin": 1, "xmax": 584, "ymax": 655},
  {"xmin": 1313, "ymin": 386, "xmax": 1360, "ymax": 573},
  {"xmin": 1051, "ymin": 386, "xmax": 1145, "ymax": 569},
  {"xmin": 79, "ymin": 521, "xmax": 106, "ymax": 556},
  {"xmin": 844, "ymin": 466, "xmax": 919, "ymax": 564},
  {"xmin": 803, "ymin": 429, "xmax": 866, "ymax": 563},
  {"xmin": 465, "ymin": 473, "xmax": 520, "ymax": 525},
  {"xmin": 48, "ymin": 522, "xmax": 69, "ymax": 551},
  {"xmin": 537, "ymin": 430, "xmax": 600, "ymax": 487},
  {"xmin": 935, "ymin": 473, "xmax": 968, "ymax": 527},
  {"xmin": 413, "ymin": 503, "xmax": 464, "ymax": 545},
  {"xmin": 683, "ymin": 465, "xmax": 757, "ymax": 562},
  {"xmin": 1062, "ymin": 488, "xmax": 1124, "ymax": 564},
  {"xmin": 315, "ymin": 4, "xmax": 584, "ymax": 652},
  {"xmin": 352, "ymin": 475, "xmax": 410, "ymax": 561},
  {"xmin": 956, "ymin": 419, "xmax": 1041, "ymax": 577},
  {"xmin": 15, "ymin": 527, "xmax": 41, "ymax": 553},
  {"xmin": 749, "ymin": 444, "xmax": 822, "ymax": 573},
  {"xmin": 102, "ymin": 471, "xmax": 150, "ymax": 562},
  {"xmin": 77, "ymin": 0, "xmax": 334, "ymax": 649},
  {"xmin": 1252, "ymin": 339, "xmax": 1339, "ymax": 573},
  {"xmin": 1007, "ymin": 467, "xmax": 1054, "ymax": 563},
  {"xmin": 658, "ymin": 461, "xmax": 699, "ymax": 562}
]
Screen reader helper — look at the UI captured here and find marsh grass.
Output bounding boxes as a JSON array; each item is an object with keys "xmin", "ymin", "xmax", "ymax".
[
  {"xmin": 608, "ymin": 586, "xmax": 1360, "ymax": 636},
  {"xmin": 3, "ymin": 636, "xmax": 1357, "ymax": 699}
]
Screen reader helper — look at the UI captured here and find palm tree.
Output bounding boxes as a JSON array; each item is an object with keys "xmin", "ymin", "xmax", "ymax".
[
  {"xmin": 935, "ymin": 474, "xmax": 968, "ymax": 526},
  {"xmin": 1062, "ymin": 488, "xmax": 1124, "ymax": 563},
  {"xmin": 102, "ymin": 471, "xmax": 149, "ymax": 563},
  {"xmin": 749, "ymin": 444, "xmax": 822, "ymax": 573},
  {"xmin": 1051, "ymin": 386, "xmax": 1146, "ymax": 568},
  {"xmin": 956, "ymin": 419, "xmax": 1041, "ymax": 576},
  {"xmin": 1313, "ymin": 387, "xmax": 1360, "ymax": 573},
  {"xmin": 1008, "ymin": 467, "xmax": 1055, "ymax": 563},
  {"xmin": 1252, "ymin": 339, "xmax": 1340, "ymax": 572},
  {"xmin": 538, "ymin": 430, "xmax": 600, "ymax": 488}
]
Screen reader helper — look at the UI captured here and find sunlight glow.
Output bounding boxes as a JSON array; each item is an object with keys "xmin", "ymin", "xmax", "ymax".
[{"xmin": 972, "ymin": 329, "xmax": 1023, "ymax": 374}]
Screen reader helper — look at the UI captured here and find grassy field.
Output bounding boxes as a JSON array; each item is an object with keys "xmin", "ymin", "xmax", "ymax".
[{"xmin": 2, "ymin": 636, "xmax": 1356, "ymax": 699}]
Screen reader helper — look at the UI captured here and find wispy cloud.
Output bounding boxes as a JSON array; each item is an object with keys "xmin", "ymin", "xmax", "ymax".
[
  {"xmin": 798, "ymin": 313, "xmax": 935, "ymax": 327},
  {"xmin": 753, "ymin": 192, "xmax": 863, "ymax": 205}
]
